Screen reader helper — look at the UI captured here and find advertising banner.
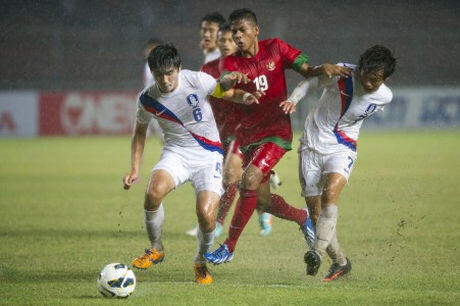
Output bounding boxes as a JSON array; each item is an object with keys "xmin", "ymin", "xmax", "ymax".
[
  {"xmin": 38, "ymin": 91, "xmax": 137, "ymax": 135},
  {"xmin": 0, "ymin": 91, "xmax": 38, "ymax": 136}
]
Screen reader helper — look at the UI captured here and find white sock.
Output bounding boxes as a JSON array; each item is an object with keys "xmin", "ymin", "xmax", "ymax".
[
  {"xmin": 313, "ymin": 205, "xmax": 338, "ymax": 257},
  {"xmin": 326, "ymin": 232, "xmax": 347, "ymax": 266},
  {"xmin": 194, "ymin": 227, "xmax": 215, "ymax": 263},
  {"xmin": 145, "ymin": 204, "xmax": 164, "ymax": 251}
]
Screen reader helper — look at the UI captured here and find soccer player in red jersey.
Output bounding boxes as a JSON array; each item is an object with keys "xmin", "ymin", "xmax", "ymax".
[
  {"xmin": 201, "ymin": 24, "xmax": 273, "ymax": 237},
  {"xmin": 205, "ymin": 8, "xmax": 351, "ymax": 265}
]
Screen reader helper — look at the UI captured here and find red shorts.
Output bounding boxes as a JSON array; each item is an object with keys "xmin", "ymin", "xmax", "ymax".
[{"xmin": 243, "ymin": 142, "xmax": 286, "ymax": 183}]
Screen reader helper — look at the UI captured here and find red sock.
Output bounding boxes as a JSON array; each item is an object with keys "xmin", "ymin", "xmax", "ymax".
[
  {"xmin": 217, "ymin": 183, "xmax": 238, "ymax": 225},
  {"xmin": 264, "ymin": 194, "xmax": 307, "ymax": 226},
  {"xmin": 224, "ymin": 189, "xmax": 258, "ymax": 252}
]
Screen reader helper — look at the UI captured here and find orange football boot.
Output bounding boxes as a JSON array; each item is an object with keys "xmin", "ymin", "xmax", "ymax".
[
  {"xmin": 194, "ymin": 263, "xmax": 213, "ymax": 284},
  {"xmin": 132, "ymin": 248, "xmax": 164, "ymax": 269}
]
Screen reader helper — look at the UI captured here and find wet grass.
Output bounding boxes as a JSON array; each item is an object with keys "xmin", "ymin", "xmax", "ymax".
[{"xmin": 0, "ymin": 131, "xmax": 459, "ymax": 304}]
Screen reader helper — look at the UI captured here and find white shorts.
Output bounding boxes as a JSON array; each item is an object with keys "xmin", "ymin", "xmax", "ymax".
[
  {"xmin": 153, "ymin": 145, "xmax": 224, "ymax": 196},
  {"xmin": 298, "ymin": 148, "xmax": 357, "ymax": 197}
]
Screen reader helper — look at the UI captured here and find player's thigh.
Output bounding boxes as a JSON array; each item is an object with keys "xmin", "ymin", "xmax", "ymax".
[
  {"xmin": 223, "ymin": 151, "xmax": 243, "ymax": 185},
  {"xmin": 150, "ymin": 147, "xmax": 190, "ymax": 192},
  {"xmin": 299, "ymin": 148, "xmax": 325, "ymax": 198},
  {"xmin": 323, "ymin": 151, "xmax": 357, "ymax": 182},
  {"xmin": 190, "ymin": 151, "xmax": 224, "ymax": 198},
  {"xmin": 243, "ymin": 142, "xmax": 286, "ymax": 188},
  {"xmin": 322, "ymin": 151, "xmax": 356, "ymax": 204}
]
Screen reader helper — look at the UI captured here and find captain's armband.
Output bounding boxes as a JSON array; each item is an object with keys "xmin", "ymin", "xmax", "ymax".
[{"xmin": 211, "ymin": 83, "xmax": 226, "ymax": 98}]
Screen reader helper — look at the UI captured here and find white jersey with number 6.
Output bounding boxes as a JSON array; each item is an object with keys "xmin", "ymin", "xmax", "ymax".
[
  {"xmin": 300, "ymin": 63, "xmax": 393, "ymax": 155},
  {"xmin": 136, "ymin": 69, "xmax": 223, "ymax": 154}
]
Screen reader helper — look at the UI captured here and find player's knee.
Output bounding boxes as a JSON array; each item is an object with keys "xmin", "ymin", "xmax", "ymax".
[
  {"xmin": 241, "ymin": 169, "xmax": 262, "ymax": 190},
  {"xmin": 145, "ymin": 185, "xmax": 166, "ymax": 207},
  {"xmin": 321, "ymin": 185, "xmax": 340, "ymax": 204},
  {"xmin": 256, "ymin": 197, "xmax": 270, "ymax": 211},
  {"xmin": 223, "ymin": 166, "xmax": 241, "ymax": 185},
  {"xmin": 196, "ymin": 205, "xmax": 216, "ymax": 232}
]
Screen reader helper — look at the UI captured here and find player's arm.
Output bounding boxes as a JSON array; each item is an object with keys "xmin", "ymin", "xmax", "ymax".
[
  {"xmin": 219, "ymin": 71, "xmax": 250, "ymax": 91},
  {"xmin": 280, "ymin": 77, "xmax": 320, "ymax": 114},
  {"xmin": 211, "ymin": 83, "xmax": 259, "ymax": 105},
  {"xmin": 123, "ymin": 119, "xmax": 149, "ymax": 190},
  {"xmin": 276, "ymin": 39, "xmax": 351, "ymax": 79},
  {"xmin": 297, "ymin": 62, "xmax": 351, "ymax": 79}
]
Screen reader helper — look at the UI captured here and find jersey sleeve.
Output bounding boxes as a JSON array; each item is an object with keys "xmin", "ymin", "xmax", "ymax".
[
  {"xmin": 136, "ymin": 94, "xmax": 153, "ymax": 125},
  {"xmin": 276, "ymin": 38, "xmax": 308, "ymax": 72},
  {"xmin": 318, "ymin": 75, "xmax": 340, "ymax": 88},
  {"xmin": 197, "ymin": 71, "xmax": 218, "ymax": 96}
]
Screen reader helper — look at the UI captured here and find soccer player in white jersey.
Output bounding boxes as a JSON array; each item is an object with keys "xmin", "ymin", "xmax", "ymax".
[
  {"xmin": 123, "ymin": 44, "xmax": 258, "ymax": 284},
  {"xmin": 200, "ymin": 12, "xmax": 225, "ymax": 64},
  {"xmin": 281, "ymin": 45, "xmax": 396, "ymax": 282}
]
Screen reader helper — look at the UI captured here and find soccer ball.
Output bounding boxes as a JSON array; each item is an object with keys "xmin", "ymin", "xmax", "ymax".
[{"xmin": 97, "ymin": 263, "xmax": 136, "ymax": 298}]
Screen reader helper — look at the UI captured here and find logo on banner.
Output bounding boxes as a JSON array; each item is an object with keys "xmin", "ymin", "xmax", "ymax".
[{"xmin": 60, "ymin": 93, "xmax": 136, "ymax": 134}]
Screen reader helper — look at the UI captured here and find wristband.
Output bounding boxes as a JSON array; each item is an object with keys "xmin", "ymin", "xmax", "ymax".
[{"xmin": 243, "ymin": 92, "xmax": 251, "ymax": 102}]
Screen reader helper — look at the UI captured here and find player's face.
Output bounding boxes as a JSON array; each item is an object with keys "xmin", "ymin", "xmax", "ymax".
[
  {"xmin": 152, "ymin": 66, "xmax": 180, "ymax": 93},
  {"xmin": 217, "ymin": 30, "xmax": 237, "ymax": 56},
  {"xmin": 359, "ymin": 68, "xmax": 385, "ymax": 93},
  {"xmin": 231, "ymin": 19, "xmax": 259, "ymax": 52},
  {"xmin": 200, "ymin": 21, "xmax": 219, "ymax": 51}
]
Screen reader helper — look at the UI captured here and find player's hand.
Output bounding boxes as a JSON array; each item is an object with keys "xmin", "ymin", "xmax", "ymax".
[
  {"xmin": 323, "ymin": 64, "xmax": 352, "ymax": 78},
  {"xmin": 228, "ymin": 71, "xmax": 250, "ymax": 84},
  {"xmin": 252, "ymin": 90, "xmax": 265, "ymax": 99},
  {"xmin": 243, "ymin": 92, "xmax": 259, "ymax": 105},
  {"xmin": 279, "ymin": 101, "xmax": 296, "ymax": 114},
  {"xmin": 123, "ymin": 172, "xmax": 139, "ymax": 190}
]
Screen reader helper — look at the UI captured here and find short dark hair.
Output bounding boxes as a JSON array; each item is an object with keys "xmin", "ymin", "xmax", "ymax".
[
  {"xmin": 219, "ymin": 23, "xmax": 231, "ymax": 34},
  {"xmin": 148, "ymin": 44, "xmax": 182, "ymax": 73},
  {"xmin": 358, "ymin": 45, "xmax": 396, "ymax": 79},
  {"xmin": 229, "ymin": 8, "xmax": 258, "ymax": 25},
  {"xmin": 200, "ymin": 12, "xmax": 226, "ymax": 28}
]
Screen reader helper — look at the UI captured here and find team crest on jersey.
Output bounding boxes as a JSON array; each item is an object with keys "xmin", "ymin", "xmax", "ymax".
[
  {"xmin": 186, "ymin": 94, "xmax": 199, "ymax": 107},
  {"xmin": 266, "ymin": 61, "xmax": 275, "ymax": 71}
]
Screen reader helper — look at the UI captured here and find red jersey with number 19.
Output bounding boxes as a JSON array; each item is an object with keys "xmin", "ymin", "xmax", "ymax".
[{"xmin": 220, "ymin": 38, "xmax": 308, "ymax": 153}]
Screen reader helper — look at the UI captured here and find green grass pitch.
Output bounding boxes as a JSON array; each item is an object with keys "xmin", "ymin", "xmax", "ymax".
[{"xmin": 0, "ymin": 130, "xmax": 459, "ymax": 304}]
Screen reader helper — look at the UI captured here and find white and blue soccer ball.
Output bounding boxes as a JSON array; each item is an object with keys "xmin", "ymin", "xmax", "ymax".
[{"xmin": 97, "ymin": 263, "xmax": 136, "ymax": 298}]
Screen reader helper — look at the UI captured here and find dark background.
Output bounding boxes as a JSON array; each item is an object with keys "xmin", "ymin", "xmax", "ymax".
[{"xmin": 1, "ymin": 0, "xmax": 459, "ymax": 90}]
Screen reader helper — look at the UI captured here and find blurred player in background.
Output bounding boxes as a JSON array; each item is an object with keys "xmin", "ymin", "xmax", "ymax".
[
  {"xmin": 205, "ymin": 8, "xmax": 351, "ymax": 265},
  {"xmin": 123, "ymin": 44, "xmax": 259, "ymax": 284},
  {"xmin": 282, "ymin": 45, "xmax": 396, "ymax": 281},
  {"xmin": 200, "ymin": 12, "xmax": 226, "ymax": 64},
  {"xmin": 142, "ymin": 38, "xmax": 163, "ymax": 139}
]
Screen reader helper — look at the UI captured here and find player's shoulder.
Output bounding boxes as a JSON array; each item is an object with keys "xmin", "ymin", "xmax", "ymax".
[
  {"xmin": 374, "ymin": 83, "xmax": 393, "ymax": 103},
  {"xmin": 260, "ymin": 37, "xmax": 284, "ymax": 50},
  {"xmin": 181, "ymin": 69, "xmax": 204, "ymax": 88},
  {"xmin": 140, "ymin": 82, "xmax": 157, "ymax": 99},
  {"xmin": 181, "ymin": 69, "xmax": 216, "ymax": 92},
  {"xmin": 200, "ymin": 58, "xmax": 220, "ymax": 78}
]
